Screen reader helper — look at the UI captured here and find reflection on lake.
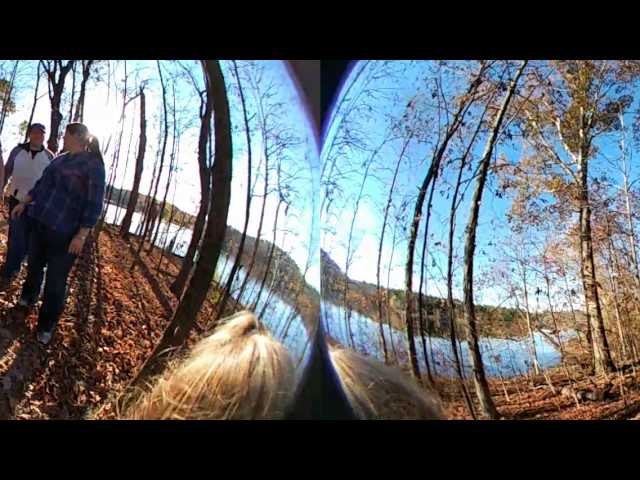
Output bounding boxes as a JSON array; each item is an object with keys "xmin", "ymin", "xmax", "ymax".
[{"xmin": 322, "ymin": 301, "xmax": 577, "ymax": 378}]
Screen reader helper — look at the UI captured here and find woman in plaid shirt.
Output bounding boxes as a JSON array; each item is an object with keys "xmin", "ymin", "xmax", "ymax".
[{"xmin": 11, "ymin": 122, "xmax": 106, "ymax": 345}]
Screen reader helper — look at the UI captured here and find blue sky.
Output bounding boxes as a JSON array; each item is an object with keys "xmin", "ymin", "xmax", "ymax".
[
  {"xmin": 0, "ymin": 60, "xmax": 320, "ymax": 291},
  {"xmin": 321, "ymin": 60, "xmax": 640, "ymax": 311}
]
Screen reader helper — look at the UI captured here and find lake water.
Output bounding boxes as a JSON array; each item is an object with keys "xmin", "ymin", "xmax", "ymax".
[{"xmin": 322, "ymin": 300, "xmax": 576, "ymax": 378}]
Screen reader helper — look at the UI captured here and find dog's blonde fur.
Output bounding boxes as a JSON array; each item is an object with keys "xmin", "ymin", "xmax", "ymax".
[
  {"xmin": 330, "ymin": 347, "xmax": 447, "ymax": 420},
  {"xmin": 126, "ymin": 311, "xmax": 296, "ymax": 420}
]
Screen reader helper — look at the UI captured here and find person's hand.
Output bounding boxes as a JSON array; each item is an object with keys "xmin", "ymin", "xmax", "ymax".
[
  {"xmin": 11, "ymin": 203, "xmax": 25, "ymax": 220},
  {"xmin": 69, "ymin": 233, "xmax": 86, "ymax": 255}
]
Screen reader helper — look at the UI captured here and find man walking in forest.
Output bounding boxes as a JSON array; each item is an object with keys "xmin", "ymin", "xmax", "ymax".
[{"xmin": 0, "ymin": 123, "xmax": 54, "ymax": 287}]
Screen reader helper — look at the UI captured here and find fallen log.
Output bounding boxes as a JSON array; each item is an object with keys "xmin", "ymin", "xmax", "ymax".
[{"xmin": 559, "ymin": 381, "xmax": 614, "ymax": 403}]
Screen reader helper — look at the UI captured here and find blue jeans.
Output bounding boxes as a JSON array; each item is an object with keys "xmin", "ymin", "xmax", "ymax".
[
  {"xmin": 20, "ymin": 221, "xmax": 78, "ymax": 334},
  {"xmin": 2, "ymin": 196, "xmax": 31, "ymax": 280}
]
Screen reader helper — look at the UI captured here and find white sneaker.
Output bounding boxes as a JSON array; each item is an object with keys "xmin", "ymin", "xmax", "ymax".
[{"xmin": 37, "ymin": 331, "xmax": 51, "ymax": 345}]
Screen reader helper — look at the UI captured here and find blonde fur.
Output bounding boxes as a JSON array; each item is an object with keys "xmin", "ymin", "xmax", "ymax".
[
  {"xmin": 126, "ymin": 311, "xmax": 296, "ymax": 420},
  {"xmin": 330, "ymin": 347, "xmax": 447, "ymax": 420}
]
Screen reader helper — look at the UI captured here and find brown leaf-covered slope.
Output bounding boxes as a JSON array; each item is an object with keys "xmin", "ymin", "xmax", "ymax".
[{"xmin": 0, "ymin": 215, "xmax": 230, "ymax": 420}]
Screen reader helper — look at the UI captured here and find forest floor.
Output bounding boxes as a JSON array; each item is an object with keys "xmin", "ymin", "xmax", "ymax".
[
  {"xmin": 437, "ymin": 339, "xmax": 640, "ymax": 420},
  {"xmin": 0, "ymin": 207, "xmax": 236, "ymax": 420}
]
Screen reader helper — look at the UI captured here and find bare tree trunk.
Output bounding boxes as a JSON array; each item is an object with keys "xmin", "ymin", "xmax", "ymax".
[
  {"xmin": 404, "ymin": 65, "xmax": 486, "ymax": 379},
  {"xmin": 157, "ymin": 169, "xmax": 181, "ymax": 274},
  {"xmin": 0, "ymin": 60, "xmax": 19, "ymax": 135},
  {"xmin": 605, "ymin": 217, "xmax": 629, "ymax": 360},
  {"xmin": 540, "ymin": 252, "xmax": 571, "ymax": 370},
  {"xmin": 253, "ymin": 199, "xmax": 283, "ymax": 313},
  {"xmin": 417, "ymin": 179, "xmax": 437, "ymax": 384},
  {"xmin": 41, "ymin": 60, "xmax": 74, "ymax": 153},
  {"xmin": 152, "ymin": 85, "xmax": 178, "ymax": 252},
  {"xmin": 618, "ymin": 117, "xmax": 640, "ymax": 347},
  {"xmin": 103, "ymin": 61, "xmax": 130, "ymax": 223},
  {"xmin": 136, "ymin": 132, "xmax": 162, "ymax": 243},
  {"xmin": 461, "ymin": 60, "xmax": 526, "ymax": 419},
  {"xmin": 132, "ymin": 60, "xmax": 232, "ymax": 385},
  {"xmin": 376, "ymin": 135, "xmax": 411, "ymax": 364},
  {"xmin": 170, "ymin": 81, "xmax": 213, "ymax": 299},
  {"xmin": 170, "ymin": 199, "xmax": 210, "ymax": 297},
  {"xmin": 101, "ymin": 119, "xmax": 127, "ymax": 229},
  {"xmin": 577, "ymin": 152, "xmax": 615, "ymax": 375},
  {"xmin": 446, "ymin": 136, "xmax": 479, "ymax": 420},
  {"xmin": 68, "ymin": 62, "xmax": 76, "ymax": 123},
  {"xmin": 344, "ymin": 137, "xmax": 389, "ymax": 347},
  {"xmin": 561, "ymin": 267, "xmax": 590, "ymax": 359},
  {"xmin": 74, "ymin": 60, "xmax": 95, "ymax": 123},
  {"xmin": 114, "ymin": 103, "xmax": 138, "ymax": 226},
  {"xmin": 232, "ymin": 88, "xmax": 271, "ymax": 310},
  {"xmin": 143, "ymin": 61, "xmax": 171, "ymax": 254},
  {"xmin": 24, "ymin": 62, "xmax": 42, "ymax": 142},
  {"xmin": 519, "ymin": 255, "xmax": 540, "ymax": 375},
  {"xmin": 217, "ymin": 60, "xmax": 254, "ymax": 317},
  {"xmin": 120, "ymin": 87, "xmax": 147, "ymax": 239},
  {"xmin": 386, "ymin": 213, "xmax": 403, "ymax": 363}
]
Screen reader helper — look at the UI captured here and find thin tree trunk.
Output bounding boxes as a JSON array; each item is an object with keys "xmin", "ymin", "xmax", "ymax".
[
  {"xmin": 144, "ymin": 61, "xmax": 171, "ymax": 254},
  {"xmin": 41, "ymin": 60, "xmax": 74, "ymax": 153},
  {"xmin": 152, "ymin": 85, "xmax": 178, "ymax": 252},
  {"xmin": 132, "ymin": 60, "xmax": 232, "ymax": 385},
  {"xmin": 24, "ymin": 62, "xmax": 42, "ymax": 143},
  {"xmin": 605, "ymin": 217, "xmax": 629, "ymax": 360},
  {"xmin": 461, "ymin": 60, "xmax": 526, "ymax": 419},
  {"xmin": 344, "ymin": 137, "xmax": 389, "ymax": 347},
  {"xmin": 519, "ymin": 255, "xmax": 540, "ymax": 375},
  {"xmin": 376, "ymin": 135, "xmax": 411, "ymax": 364},
  {"xmin": 170, "ymin": 84, "xmax": 213, "ymax": 298},
  {"xmin": 253, "ymin": 199, "xmax": 283, "ymax": 313},
  {"xmin": 0, "ymin": 60, "xmax": 19, "ymax": 135},
  {"xmin": 157, "ymin": 168, "xmax": 181, "ymax": 274},
  {"xmin": 386, "ymin": 214, "xmax": 402, "ymax": 363},
  {"xmin": 417, "ymin": 179, "xmax": 437, "ymax": 384},
  {"xmin": 74, "ymin": 60, "xmax": 95, "ymax": 123},
  {"xmin": 114, "ymin": 102, "xmax": 138, "ymax": 226},
  {"xmin": 120, "ymin": 87, "xmax": 147, "ymax": 239},
  {"xmin": 404, "ymin": 63, "xmax": 488, "ymax": 379},
  {"xmin": 104, "ymin": 61, "xmax": 130, "ymax": 222},
  {"xmin": 577, "ymin": 151, "xmax": 614, "ymax": 375},
  {"xmin": 446, "ymin": 138, "xmax": 479, "ymax": 420},
  {"xmin": 232, "ymin": 100, "xmax": 270, "ymax": 310},
  {"xmin": 217, "ymin": 60, "xmax": 254, "ymax": 317},
  {"xmin": 68, "ymin": 62, "xmax": 76, "ymax": 123},
  {"xmin": 136, "ymin": 131, "xmax": 162, "ymax": 243}
]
